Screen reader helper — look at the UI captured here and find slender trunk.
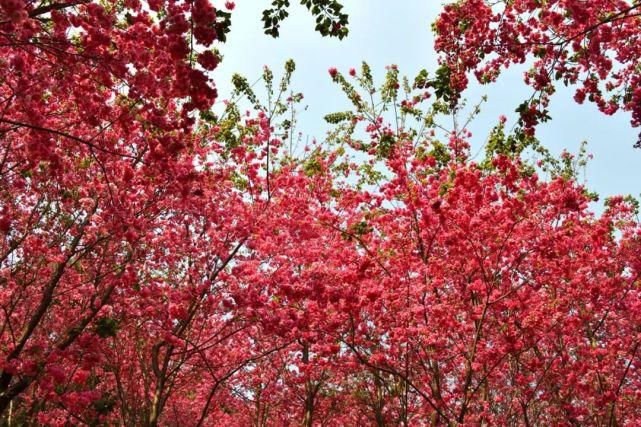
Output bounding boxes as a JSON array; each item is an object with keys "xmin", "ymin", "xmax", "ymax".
[
  {"xmin": 302, "ymin": 399, "xmax": 314, "ymax": 427},
  {"xmin": 148, "ymin": 371, "xmax": 167, "ymax": 427},
  {"xmin": 0, "ymin": 377, "xmax": 31, "ymax": 415},
  {"xmin": 374, "ymin": 373, "xmax": 386, "ymax": 427},
  {"xmin": 301, "ymin": 343, "xmax": 315, "ymax": 427}
]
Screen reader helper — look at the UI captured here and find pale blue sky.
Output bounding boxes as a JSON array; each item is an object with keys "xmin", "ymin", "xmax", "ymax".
[{"xmin": 214, "ymin": 1, "xmax": 639, "ymax": 208}]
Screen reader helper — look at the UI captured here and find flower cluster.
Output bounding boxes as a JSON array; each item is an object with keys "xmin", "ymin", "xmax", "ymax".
[{"xmin": 434, "ymin": 0, "xmax": 641, "ymax": 143}]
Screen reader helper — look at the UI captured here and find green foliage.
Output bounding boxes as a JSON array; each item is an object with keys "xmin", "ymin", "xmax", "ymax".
[
  {"xmin": 231, "ymin": 74, "xmax": 260, "ymax": 109},
  {"xmin": 262, "ymin": 0, "xmax": 349, "ymax": 39},
  {"xmin": 206, "ymin": 60, "xmax": 305, "ymax": 160},
  {"xmin": 482, "ymin": 121, "xmax": 598, "ymax": 186},
  {"xmin": 429, "ymin": 141, "xmax": 451, "ymax": 169},
  {"xmin": 342, "ymin": 220, "xmax": 372, "ymax": 241},
  {"xmin": 93, "ymin": 394, "xmax": 116, "ymax": 415},
  {"xmin": 357, "ymin": 163, "xmax": 385, "ymax": 187},
  {"xmin": 482, "ymin": 124, "xmax": 537, "ymax": 169},
  {"xmin": 545, "ymin": 141, "xmax": 592, "ymax": 182},
  {"xmin": 324, "ymin": 62, "xmax": 440, "ymax": 152},
  {"xmin": 381, "ymin": 66, "xmax": 400, "ymax": 104},
  {"xmin": 377, "ymin": 132, "xmax": 395, "ymax": 159},
  {"xmin": 515, "ymin": 98, "xmax": 552, "ymax": 128},
  {"xmin": 324, "ymin": 111, "xmax": 354, "ymax": 125},
  {"xmin": 230, "ymin": 170, "xmax": 249, "ymax": 190},
  {"xmin": 431, "ymin": 64, "xmax": 454, "ymax": 103},
  {"xmin": 303, "ymin": 151, "xmax": 323, "ymax": 176},
  {"xmin": 95, "ymin": 317, "xmax": 119, "ymax": 338},
  {"xmin": 414, "ymin": 69, "xmax": 430, "ymax": 89},
  {"xmin": 214, "ymin": 10, "xmax": 233, "ymax": 43}
]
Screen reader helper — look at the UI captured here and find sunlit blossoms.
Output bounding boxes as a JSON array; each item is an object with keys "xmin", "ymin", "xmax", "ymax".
[{"xmin": 1, "ymin": 1, "xmax": 640, "ymax": 425}]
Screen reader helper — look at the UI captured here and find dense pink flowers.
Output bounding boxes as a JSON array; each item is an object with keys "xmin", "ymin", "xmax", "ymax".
[{"xmin": 1, "ymin": 0, "xmax": 640, "ymax": 425}]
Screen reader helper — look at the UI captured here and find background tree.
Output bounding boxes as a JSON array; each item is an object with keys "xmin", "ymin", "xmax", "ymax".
[{"xmin": 433, "ymin": 0, "xmax": 641, "ymax": 145}]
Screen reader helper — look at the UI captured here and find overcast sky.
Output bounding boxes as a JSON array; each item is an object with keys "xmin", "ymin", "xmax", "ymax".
[{"xmin": 214, "ymin": 1, "xmax": 639, "ymax": 210}]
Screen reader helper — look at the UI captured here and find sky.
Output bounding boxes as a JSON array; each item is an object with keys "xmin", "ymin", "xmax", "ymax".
[{"xmin": 214, "ymin": 0, "xmax": 640, "ymax": 210}]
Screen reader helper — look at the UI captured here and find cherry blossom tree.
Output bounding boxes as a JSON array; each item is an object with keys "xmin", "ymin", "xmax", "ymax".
[
  {"xmin": 433, "ymin": 0, "xmax": 641, "ymax": 145},
  {"xmin": 2, "ymin": 0, "xmax": 641, "ymax": 424},
  {"xmin": 302, "ymin": 65, "xmax": 641, "ymax": 425}
]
